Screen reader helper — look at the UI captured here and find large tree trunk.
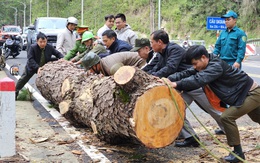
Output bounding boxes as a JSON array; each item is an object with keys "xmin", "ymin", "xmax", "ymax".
[{"xmin": 36, "ymin": 61, "xmax": 185, "ymax": 148}]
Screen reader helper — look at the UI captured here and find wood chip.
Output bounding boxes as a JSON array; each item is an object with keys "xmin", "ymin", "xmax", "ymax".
[
  {"xmin": 71, "ymin": 150, "xmax": 82, "ymax": 155},
  {"xmin": 29, "ymin": 137, "xmax": 49, "ymax": 143}
]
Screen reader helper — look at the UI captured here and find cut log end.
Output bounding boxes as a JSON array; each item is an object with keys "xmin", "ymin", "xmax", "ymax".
[
  {"xmin": 61, "ymin": 78, "xmax": 71, "ymax": 98},
  {"xmin": 59, "ymin": 100, "xmax": 72, "ymax": 115},
  {"xmin": 114, "ymin": 66, "xmax": 136, "ymax": 85},
  {"xmin": 133, "ymin": 86, "xmax": 185, "ymax": 148}
]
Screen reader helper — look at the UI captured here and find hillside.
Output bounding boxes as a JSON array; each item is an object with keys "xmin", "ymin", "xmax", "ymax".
[{"xmin": 1, "ymin": 0, "xmax": 259, "ymax": 45}]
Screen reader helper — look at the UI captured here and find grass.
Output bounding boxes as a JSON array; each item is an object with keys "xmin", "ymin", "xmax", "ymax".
[{"xmin": 17, "ymin": 88, "xmax": 34, "ymax": 101}]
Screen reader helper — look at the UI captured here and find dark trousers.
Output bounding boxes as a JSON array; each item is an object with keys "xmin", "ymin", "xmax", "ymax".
[
  {"xmin": 221, "ymin": 87, "xmax": 260, "ymax": 146},
  {"xmin": 15, "ymin": 67, "xmax": 35, "ymax": 94}
]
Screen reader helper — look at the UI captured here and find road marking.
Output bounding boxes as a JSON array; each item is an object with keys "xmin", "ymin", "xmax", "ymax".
[
  {"xmin": 248, "ymin": 73, "xmax": 260, "ymax": 78},
  {"xmin": 6, "ymin": 64, "xmax": 111, "ymax": 163},
  {"xmin": 243, "ymin": 61, "xmax": 260, "ymax": 68}
]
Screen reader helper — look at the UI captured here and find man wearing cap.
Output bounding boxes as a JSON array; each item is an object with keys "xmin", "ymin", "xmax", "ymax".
[
  {"xmin": 64, "ymin": 25, "xmax": 89, "ymax": 61},
  {"xmin": 213, "ymin": 10, "xmax": 247, "ymax": 69},
  {"xmin": 131, "ymin": 33, "xmax": 226, "ymax": 147},
  {"xmin": 130, "ymin": 38, "xmax": 158, "ymax": 71},
  {"xmin": 81, "ymin": 51, "xmax": 145, "ymax": 76}
]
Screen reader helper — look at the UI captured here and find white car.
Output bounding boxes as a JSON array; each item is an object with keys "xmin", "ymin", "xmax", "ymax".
[{"xmin": 21, "ymin": 27, "xmax": 29, "ymax": 50}]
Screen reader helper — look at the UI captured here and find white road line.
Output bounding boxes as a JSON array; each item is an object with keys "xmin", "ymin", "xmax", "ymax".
[
  {"xmin": 248, "ymin": 73, "xmax": 260, "ymax": 78},
  {"xmin": 6, "ymin": 64, "xmax": 111, "ymax": 163}
]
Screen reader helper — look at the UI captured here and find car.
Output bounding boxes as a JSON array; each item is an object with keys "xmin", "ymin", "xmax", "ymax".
[
  {"xmin": 0, "ymin": 25, "xmax": 22, "ymax": 46},
  {"xmin": 21, "ymin": 26, "xmax": 29, "ymax": 50},
  {"xmin": 27, "ymin": 17, "xmax": 67, "ymax": 51}
]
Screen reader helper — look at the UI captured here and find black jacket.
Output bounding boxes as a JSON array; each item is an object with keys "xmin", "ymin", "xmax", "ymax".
[
  {"xmin": 108, "ymin": 39, "xmax": 132, "ymax": 54},
  {"xmin": 143, "ymin": 42, "xmax": 190, "ymax": 78},
  {"xmin": 168, "ymin": 54, "xmax": 253, "ymax": 107},
  {"xmin": 27, "ymin": 43, "xmax": 63, "ymax": 73}
]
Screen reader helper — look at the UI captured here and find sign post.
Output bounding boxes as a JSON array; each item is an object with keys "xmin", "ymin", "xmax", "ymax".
[
  {"xmin": 0, "ymin": 77, "xmax": 16, "ymax": 157},
  {"xmin": 206, "ymin": 17, "xmax": 226, "ymax": 30}
]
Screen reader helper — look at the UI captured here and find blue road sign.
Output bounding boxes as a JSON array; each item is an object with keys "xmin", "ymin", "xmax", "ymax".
[{"xmin": 206, "ymin": 17, "xmax": 226, "ymax": 30}]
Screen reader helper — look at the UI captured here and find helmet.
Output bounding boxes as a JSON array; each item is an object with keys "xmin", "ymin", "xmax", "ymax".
[
  {"xmin": 81, "ymin": 51, "xmax": 100, "ymax": 70},
  {"xmin": 10, "ymin": 64, "xmax": 19, "ymax": 76},
  {"xmin": 76, "ymin": 25, "xmax": 89, "ymax": 34},
  {"xmin": 81, "ymin": 31, "xmax": 94, "ymax": 43},
  {"xmin": 67, "ymin": 17, "xmax": 78, "ymax": 26}
]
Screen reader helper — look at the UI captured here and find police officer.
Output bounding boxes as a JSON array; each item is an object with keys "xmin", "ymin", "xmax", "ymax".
[{"xmin": 213, "ymin": 10, "xmax": 247, "ymax": 69}]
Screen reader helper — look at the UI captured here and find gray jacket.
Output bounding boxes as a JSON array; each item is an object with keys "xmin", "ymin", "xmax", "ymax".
[
  {"xmin": 100, "ymin": 52, "xmax": 146, "ymax": 76},
  {"xmin": 115, "ymin": 25, "xmax": 137, "ymax": 47}
]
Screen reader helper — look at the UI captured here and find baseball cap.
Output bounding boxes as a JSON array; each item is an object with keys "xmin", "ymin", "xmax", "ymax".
[
  {"xmin": 130, "ymin": 38, "xmax": 150, "ymax": 52},
  {"xmin": 221, "ymin": 10, "xmax": 238, "ymax": 19}
]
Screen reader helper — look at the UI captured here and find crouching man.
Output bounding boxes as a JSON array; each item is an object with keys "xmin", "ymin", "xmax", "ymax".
[{"xmin": 165, "ymin": 45, "xmax": 260, "ymax": 162}]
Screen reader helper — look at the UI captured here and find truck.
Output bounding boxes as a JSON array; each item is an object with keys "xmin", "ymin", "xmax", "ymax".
[{"xmin": 27, "ymin": 17, "xmax": 67, "ymax": 51}]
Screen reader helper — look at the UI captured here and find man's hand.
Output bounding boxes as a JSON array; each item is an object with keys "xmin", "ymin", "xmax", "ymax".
[
  {"xmin": 159, "ymin": 77, "xmax": 177, "ymax": 88},
  {"xmin": 37, "ymin": 67, "xmax": 42, "ymax": 75},
  {"xmin": 233, "ymin": 62, "xmax": 241, "ymax": 69},
  {"xmin": 74, "ymin": 60, "xmax": 82, "ymax": 65}
]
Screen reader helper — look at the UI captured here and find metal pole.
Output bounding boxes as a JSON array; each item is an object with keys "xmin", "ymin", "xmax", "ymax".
[
  {"xmin": 47, "ymin": 0, "xmax": 49, "ymax": 17},
  {"xmin": 24, "ymin": 5, "xmax": 26, "ymax": 27},
  {"xmin": 30, "ymin": 0, "xmax": 32, "ymax": 24},
  {"xmin": 18, "ymin": 2, "xmax": 26, "ymax": 27},
  {"xmin": 10, "ymin": 7, "xmax": 17, "ymax": 26},
  {"xmin": 158, "ymin": 0, "xmax": 161, "ymax": 30},
  {"xmin": 81, "ymin": 0, "xmax": 83, "ymax": 25}
]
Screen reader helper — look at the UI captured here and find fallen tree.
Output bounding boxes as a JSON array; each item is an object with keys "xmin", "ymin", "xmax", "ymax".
[{"xmin": 36, "ymin": 60, "xmax": 185, "ymax": 148}]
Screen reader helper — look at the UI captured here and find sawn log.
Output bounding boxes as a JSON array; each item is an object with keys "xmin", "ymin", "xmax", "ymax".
[{"xmin": 36, "ymin": 61, "xmax": 185, "ymax": 148}]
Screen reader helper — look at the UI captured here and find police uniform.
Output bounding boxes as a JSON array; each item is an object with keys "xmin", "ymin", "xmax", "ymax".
[
  {"xmin": 213, "ymin": 26, "xmax": 247, "ymax": 66},
  {"xmin": 64, "ymin": 38, "xmax": 87, "ymax": 61}
]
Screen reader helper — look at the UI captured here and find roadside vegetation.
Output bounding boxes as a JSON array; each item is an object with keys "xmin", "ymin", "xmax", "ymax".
[{"xmin": 1, "ymin": 0, "xmax": 259, "ymax": 46}]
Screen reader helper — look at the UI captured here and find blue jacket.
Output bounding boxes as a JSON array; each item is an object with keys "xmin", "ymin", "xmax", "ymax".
[
  {"xmin": 213, "ymin": 26, "xmax": 247, "ymax": 65},
  {"xmin": 108, "ymin": 39, "xmax": 132, "ymax": 54},
  {"xmin": 27, "ymin": 43, "xmax": 63, "ymax": 73},
  {"xmin": 169, "ymin": 54, "xmax": 253, "ymax": 107},
  {"xmin": 143, "ymin": 42, "xmax": 190, "ymax": 78}
]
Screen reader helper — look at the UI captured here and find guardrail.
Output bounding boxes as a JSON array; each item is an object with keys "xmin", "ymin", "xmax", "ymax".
[
  {"xmin": 247, "ymin": 38, "xmax": 260, "ymax": 47},
  {"xmin": 170, "ymin": 40, "xmax": 205, "ymax": 46}
]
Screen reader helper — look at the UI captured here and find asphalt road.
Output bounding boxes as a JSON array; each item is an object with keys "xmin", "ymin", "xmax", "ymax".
[{"xmin": 4, "ymin": 50, "xmax": 260, "ymax": 162}]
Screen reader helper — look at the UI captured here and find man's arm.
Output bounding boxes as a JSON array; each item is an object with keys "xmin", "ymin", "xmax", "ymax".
[
  {"xmin": 128, "ymin": 31, "xmax": 138, "ymax": 47},
  {"xmin": 27, "ymin": 46, "xmax": 39, "ymax": 73},
  {"xmin": 56, "ymin": 33, "xmax": 65, "ymax": 54},
  {"xmin": 213, "ymin": 32, "xmax": 222, "ymax": 55},
  {"xmin": 142, "ymin": 54, "xmax": 159, "ymax": 72},
  {"xmin": 73, "ymin": 48, "xmax": 91, "ymax": 62},
  {"xmin": 235, "ymin": 31, "xmax": 247, "ymax": 64},
  {"xmin": 168, "ymin": 67, "xmax": 197, "ymax": 82},
  {"xmin": 52, "ymin": 48, "xmax": 64, "ymax": 59},
  {"xmin": 151, "ymin": 46, "xmax": 184, "ymax": 78},
  {"xmin": 175, "ymin": 62, "xmax": 223, "ymax": 91},
  {"xmin": 64, "ymin": 42, "xmax": 80, "ymax": 60}
]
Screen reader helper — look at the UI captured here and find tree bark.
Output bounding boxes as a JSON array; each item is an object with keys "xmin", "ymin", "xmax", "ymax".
[{"xmin": 36, "ymin": 61, "xmax": 185, "ymax": 148}]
